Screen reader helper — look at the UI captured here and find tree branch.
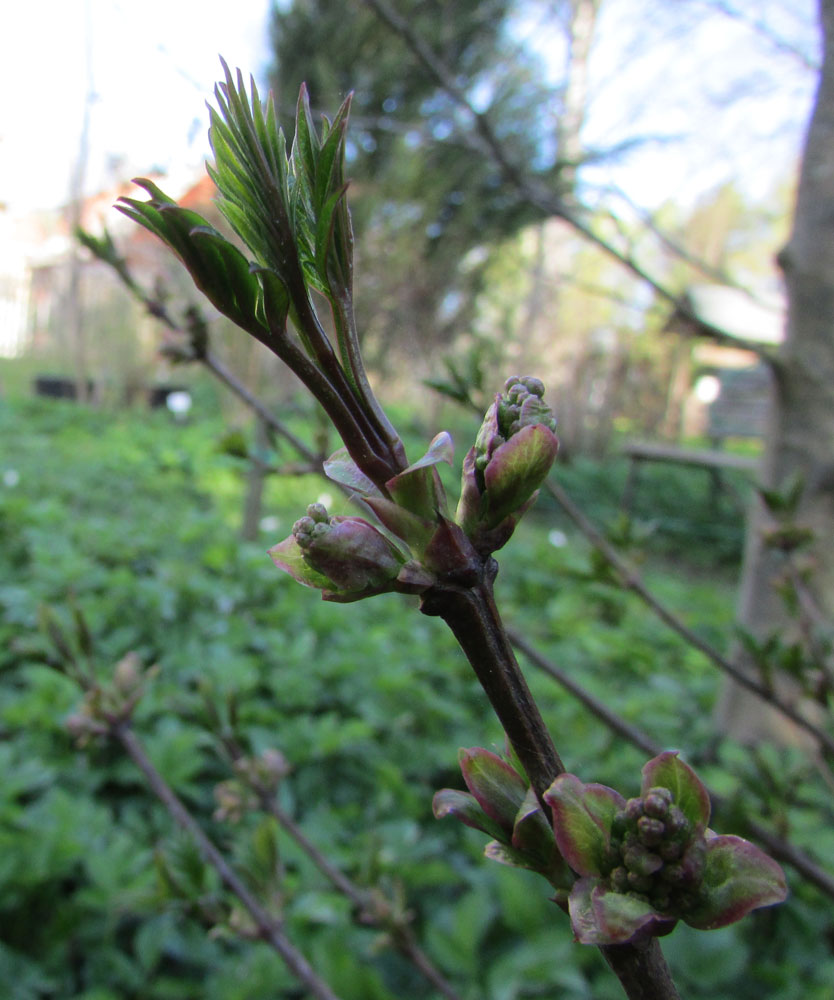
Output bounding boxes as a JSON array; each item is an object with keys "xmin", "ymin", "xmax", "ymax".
[
  {"xmin": 109, "ymin": 719, "xmax": 344, "ymax": 1000},
  {"xmin": 543, "ymin": 477, "xmax": 834, "ymax": 757},
  {"xmin": 359, "ymin": 0, "xmax": 778, "ymax": 363},
  {"xmin": 221, "ymin": 741, "xmax": 463, "ymax": 1000}
]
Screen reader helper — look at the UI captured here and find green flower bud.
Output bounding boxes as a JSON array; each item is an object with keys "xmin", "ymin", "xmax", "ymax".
[
  {"xmin": 659, "ymin": 840, "xmax": 683, "ymax": 862},
  {"xmin": 293, "ymin": 515, "xmax": 316, "ymax": 546},
  {"xmin": 306, "ymin": 502, "xmax": 329, "ymax": 523},
  {"xmin": 623, "ymin": 844, "xmax": 663, "ymax": 878},
  {"xmin": 665, "ymin": 806, "xmax": 690, "ymax": 838},
  {"xmin": 548, "ymin": 753, "xmax": 788, "ymax": 947},
  {"xmin": 627, "ymin": 871, "xmax": 654, "ymax": 893}
]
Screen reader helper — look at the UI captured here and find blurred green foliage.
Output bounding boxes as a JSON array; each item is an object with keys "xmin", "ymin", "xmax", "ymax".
[{"xmin": 0, "ymin": 395, "xmax": 832, "ymax": 998}]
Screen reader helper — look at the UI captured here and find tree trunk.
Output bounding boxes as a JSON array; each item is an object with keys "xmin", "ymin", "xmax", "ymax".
[
  {"xmin": 719, "ymin": 0, "xmax": 834, "ymax": 743},
  {"xmin": 558, "ymin": 0, "xmax": 600, "ymax": 195}
]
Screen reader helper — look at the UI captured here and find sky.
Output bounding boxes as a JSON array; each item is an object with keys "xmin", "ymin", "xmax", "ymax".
[
  {"xmin": 0, "ymin": 0, "xmax": 273, "ymax": 214},
  {"xmin": 0, "ymin": 0, "xmax": 820, "ymax": 219}
]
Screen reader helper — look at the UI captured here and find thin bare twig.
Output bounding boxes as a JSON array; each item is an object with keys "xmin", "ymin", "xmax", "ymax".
[
  {"xmin": 544, "ymin": 477, "xmax": 834, "ymax": 757},
  {"xmin": 219, "ymin": 740, "xmax": 463, "ymax": 1000},
  {"xmin": 358, "ymin": 0, "xmax": 777, "ymax": 363},
  {"xmin": 110, "ymin": 720, "xmax": 344, "ymax": 1000}
]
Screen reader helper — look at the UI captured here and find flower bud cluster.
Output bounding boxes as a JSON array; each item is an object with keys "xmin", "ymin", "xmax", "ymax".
[
  {"xmin": 474, "ymin": 376, "xmax": 557, "ymax": 480},
  {"xmin": 292, "ymin": 502, "xmax": 332, "ymax": 548},
  {"xmin": 278, "ymin": 502, "xmax": 405, "ymax": 596},
  {"xmin": 606, "ymin": 787, "xmax": 705, "ymax": 915}
]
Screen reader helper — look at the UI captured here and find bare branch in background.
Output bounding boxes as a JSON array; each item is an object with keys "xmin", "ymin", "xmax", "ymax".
[
  {"xmin": 112, "ymin": 719, "xmax": 344, "ymax": 1000},
  {"xmin": 692, "ymin": 0, "xmax": 820, "ymax": 71},
  {"xmin": 358, "ymin": 0, "xmax": 778, "ymax": 362}
]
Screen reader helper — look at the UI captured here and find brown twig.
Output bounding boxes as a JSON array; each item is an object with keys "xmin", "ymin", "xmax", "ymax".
[
  {"xmin": 544, "ymin": 477, "xmax": 834, "ymax": 757},
  {"xmin": 109, "ymin": 719, "xmax": 344, "ymax": 1000},
  {"xmin": 422, "ymin": 576, "xmax": 566, "ymax": 801},
  {"xmin": 358, "ymin": 0, "xmax": 776, "ymax": 363},
  {"xmin": 219, "ymin": 741, "xmax": 463, "ymax": 1000}
]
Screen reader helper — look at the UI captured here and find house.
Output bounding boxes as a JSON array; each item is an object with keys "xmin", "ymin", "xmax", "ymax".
[
  {"xmin": 669, "ymin": 283, "xmax": 785, "ymax": 442},
  {"xmin": 3, "ymin": 171, "xmax": 216, "ymax": 390}
]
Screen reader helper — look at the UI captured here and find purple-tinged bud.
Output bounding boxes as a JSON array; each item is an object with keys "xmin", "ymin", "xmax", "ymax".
[
  {"xmin": 610, "ymin": 866, "xmax": 630, "ymax": 892},
  {"xmin": 627, "ymin": 871, "xmax": 653, "ymax": 893},
  {"xmin": 677, "ymin": 838, "xmax": 707, "ymax": 884},
  {"xmin": 520, "ymin": 376, "xmax": 545, "ymax": 397},
  {"xmin": 665, "ymin": 806, "xmax": 690, "ymax": 838},
  {"xmin": 662, "ymin": 862, "xmax": 687, "ymax": 886},
  {"xmin": 293, "ymin": 516, "xmax": 316, "ymax": 547},
  {"xmin": 643, "ymin": 787, "xmax": 673, "ymax": 819},
  {"xmin": 271, "ymin": 508, "xmax": 406, "ymax": 599},
  {"xmin": 553, "ymin": 753, "xmax": 788, "ymax": 947},
  {"xmin": 457, "ymin": 377, "xmax": 558, "ymax": 551},
  {"xmin": 257, "ymin": 749, "xmax": 291, "ymax": 786},
  {"xmin": 611, "ymin": 810, "xmax": 629, "ymax": 839},
  {"xmin": 459, "ymin": 747, "xmax": 528, "ymax": 838},
  {"xmin": 638, "ymin": 816, "xmax": 666, "ymax": 847},
  {"xmin": 625, "ymin": 797, "xmax": 644, "ymax": 822},
  {"xmin": 300, "ymin": 516, "xmax": 404, "ymax": 592},
  {"xmin": 306, "ymin": 502, "xmax": 329, "ymax": 523},
  {"xmin": 659, "ymin": 840, "xmax": 683, "ymax": 862}
]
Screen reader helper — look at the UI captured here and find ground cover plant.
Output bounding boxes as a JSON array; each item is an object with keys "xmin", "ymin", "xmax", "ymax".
[
  {"xmin": 4, "ymin": 59, "xmax": 834, "ymax": 999},
  {"xmin": 1, "ymin": 389, "xmax": 832, "ymax": 998}
]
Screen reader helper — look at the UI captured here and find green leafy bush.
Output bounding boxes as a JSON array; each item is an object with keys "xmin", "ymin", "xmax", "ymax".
[{"xmin": 0, "ymin": 397, "xmax": 831, "ymax": 998}]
